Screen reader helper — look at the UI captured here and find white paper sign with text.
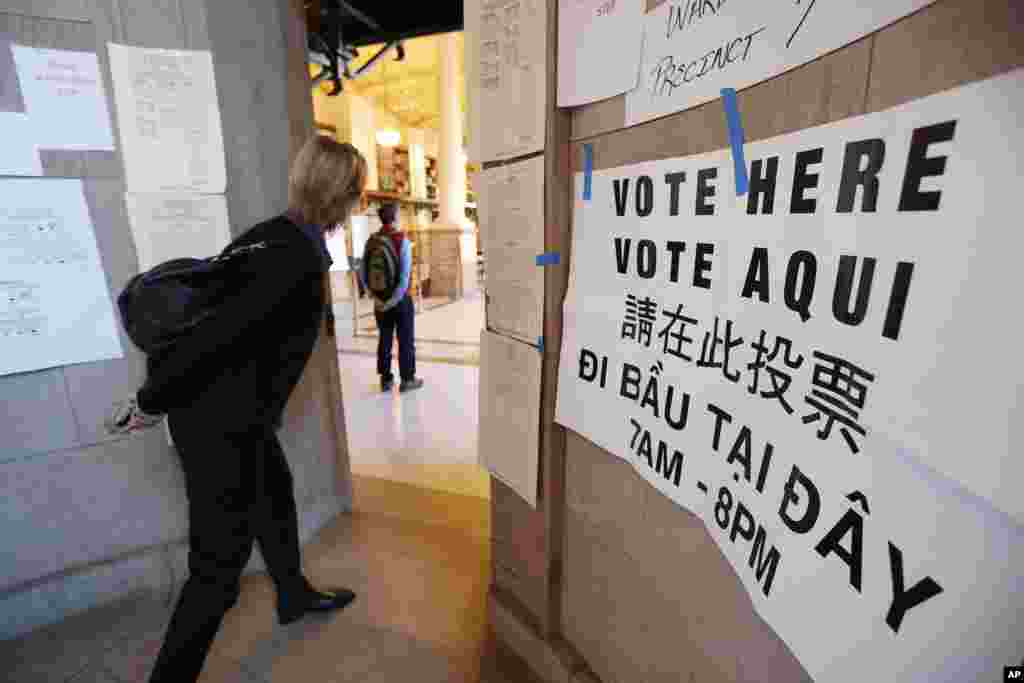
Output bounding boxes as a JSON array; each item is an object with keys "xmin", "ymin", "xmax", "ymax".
[
  {"xmin": 558, "ymin": 70, "xmax": 1024, "ymax": 681},
  {"xmin": 557, "ymin": 0, "xmax": 645, "ymax": 107},
  {"xmin": 0, "ymin": 179, "xmax": 123, "ymax": 376},
  {"xmin": 10, "ymin": 45, "xmax": 116, "ymax": 151},
  {"xmin": 108, "ymin": 43, "xmax": 227, "ymax": 194},
  {"xmin": 625, "ymin": 0, "xmax": 936, "ymax": 126},
  {"xmin": 467, "ymin": 0, "xmax": 547, "ymax": 163}
]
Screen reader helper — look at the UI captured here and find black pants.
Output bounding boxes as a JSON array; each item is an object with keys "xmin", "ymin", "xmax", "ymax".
[
  {"xmin": 374, "ymin": 294, "xmax": 415, "ymax": 382},
  {"xmin": 148, "ymin": 414, "xmax": 307, "ymax": 683}
]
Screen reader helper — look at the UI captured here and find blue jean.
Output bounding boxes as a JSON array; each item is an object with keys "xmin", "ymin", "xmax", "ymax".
[{"xmin": 375, "ymin": 294, "xmax": 415, "ymax": 382}]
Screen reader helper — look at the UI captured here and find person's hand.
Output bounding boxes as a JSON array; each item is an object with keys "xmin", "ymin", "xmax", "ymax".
[{"xmin": 105, "ymin": 398, "xmax": 165, "ymax": 435}]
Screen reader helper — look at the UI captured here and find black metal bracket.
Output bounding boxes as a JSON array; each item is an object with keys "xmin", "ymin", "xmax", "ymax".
[{"xmin": 307, "ymin": 0, "xmax": 405, "ymax": 96}]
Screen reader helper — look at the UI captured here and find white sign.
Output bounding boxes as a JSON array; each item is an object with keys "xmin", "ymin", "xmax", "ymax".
[
  {"xmin": 467, "ymin": 0, "xmax": 547, "ymax": 163},
  {"xmin": 557, "ymin": 0, "xmax": 644, "ymax": 107},
  {"xmin": 326, "ymin": 230, "xmax": 348, "ymax": 272},
  {"xmin": 0, "ymin": 179, "xmax": 123, "ymax": 376},
  {"xmin": 0, "ymin": 113, "xmax": 42, "ymax": 175},
  {"xmin": 124, "ymin": 192, "xmax": 232, "ymax": 270},
  {"xmin": 479, "ymin": 155, "xmax": 545, "ymax": 344},
  {"xmin": 557, "ymin": 70, "xmax": 1024, "ymax": 681},
  {"xmin": 107, "ymin": 43, "xmax": 227, "ymax": 194},
  {"xmin": 480, "ymin": 329, "xmax": 542, "ymax": 507},
  {"xmin": 10, "ymin": 45, "xmax": 116, "ymax": 151},
  {"xmin": 626, "ymin": 0, "xmax": 936, "ymax": 126},
  {"xmin": 351, "ymin": 214, "xmax": 372, "ymax": 261}
]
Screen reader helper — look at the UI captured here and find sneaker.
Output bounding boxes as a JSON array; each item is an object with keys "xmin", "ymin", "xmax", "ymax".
[
  {"xmin": 399, "ymin": 378, "xmax": 424, "ymax": 393},
  {"xmin": 381, "ymin": 378, "xmax": 394, "ymax": 392},
  {"xmin": 105, "ymin": 398, "xmax": 164, "ymax": 435}
]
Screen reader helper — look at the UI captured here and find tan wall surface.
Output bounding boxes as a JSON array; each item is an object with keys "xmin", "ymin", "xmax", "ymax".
[{"xmin": 551, "ymin": 0, "xmax": 1024, "ymax": 681}]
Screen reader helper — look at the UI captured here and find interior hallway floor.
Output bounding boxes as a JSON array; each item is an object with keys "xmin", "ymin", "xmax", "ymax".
[
  {"xmin": 2, "ymin": 500, "xmax": 540, "ymax": 683},
  {"xmin": 339, "ymin": 353, "xmax": 490, "ymax": 500},
  {"xmin": 3, "ymin": 356, "xmax": 518, "ymax": 682}
]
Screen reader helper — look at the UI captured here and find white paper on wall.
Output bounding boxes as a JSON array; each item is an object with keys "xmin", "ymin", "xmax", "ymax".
[
  {"xmin": 0, "ymin": 113, "xmax": 42, "ymax": 175},
  {"xmin": 557, "ymin": 69, "xmax": 1024, "ymax": 681},
  {"xmin": 326, "ymin": 230, "xmax": 348, "ymax": 272},
  {"xmin": 478, "ymin": 154, "xmax": 545, "ymax": 344},
  {"xmin": 557, "ymin": 0, "xmax": 645, "ymax": 107},
  {"xmin": 350, "ymin": 214, "xmax": 372, "ymax": 261},
  {"xmin": 124, "ymin": 192, "xmax": 232, "ymax": 270},
  {"xmin": 0, "ymin": 179, "xmax": 123, "ymax": 376},
  {"xmin": 467, "ymin": 0, "xmax": 547, "ymax": 164},
  {"xmin": 9, "ymin": 45, "xmax": 116, "ymax": 151},
  {"xmin": 107, "ymin": 43, "xmax": 226, "ymax": 194},
  {"xmin": 479, "ymin": 329, "xmax": 542, "ymax": 507},
  {"xmin": 625, "ymin": 0, "xmax": 937, "ymax": 126}
]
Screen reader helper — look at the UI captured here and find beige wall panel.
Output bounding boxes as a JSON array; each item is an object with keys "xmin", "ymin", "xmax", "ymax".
[
  {"xmin": 564, "ymin": 431, "xmax": 646, "ymax": 559},
  {"xmin": 492, "ymin": 479, "xmax": 551, "ymax": 630},
  {"xmin": 571, "ymin": 96, "xmax": 625, "ymax": 142},
  {"xmin": 866, "ymin": 0, "xmax": 1024, "ymax": 113},
  {"xmin": 562, "ymin": 509, "xmax": 647, "ymax": 683}
]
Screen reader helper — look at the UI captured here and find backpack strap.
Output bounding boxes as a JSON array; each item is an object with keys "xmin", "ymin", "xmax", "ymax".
[{"xmin": 209, "ymin": 239, "xmax": 289, "ymax": 264}]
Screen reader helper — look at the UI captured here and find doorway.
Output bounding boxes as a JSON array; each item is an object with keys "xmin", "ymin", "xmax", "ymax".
[{"xmin": 310, "ymin": 30, "xmax": 491, "ymax": 528}]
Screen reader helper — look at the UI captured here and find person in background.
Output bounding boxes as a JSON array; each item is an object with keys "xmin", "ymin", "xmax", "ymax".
[
  {"xmin": 109, "ymin": 136, "xmax": 368, "ymax": 683},
  {"xmin": 360, "ymin": 202, "xmax": 424, "ymax": 393}
]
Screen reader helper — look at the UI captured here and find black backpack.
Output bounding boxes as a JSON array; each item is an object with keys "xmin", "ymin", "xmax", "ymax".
[
  {"xmin": 116, "ymin": 241, "xmax": 282, "ymax": 355},
  {"xmin": 363, "ymin": 231, "xmax": 402, "ymax": 300}
]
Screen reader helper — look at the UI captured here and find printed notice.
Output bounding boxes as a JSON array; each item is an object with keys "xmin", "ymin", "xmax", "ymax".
[
  {"xmin": 108, "ymin": 43, "xmax": 227, "ymax": 193},
  {"xmin": 626, "ymin": 0, "xmax": 936, "ymax": 126},
  {"xmin": 125, "ymin": 193, "xmax": 232, "ymax": 270},
  {"xmin": 478, "ymin": 154, "xmax": 545, "ymax": 344},
  {"xmin": 467, "ymin": 0, "xmax": 547, "ymax": 163},
  {"xmin": 9, "ymin": 45, "xmax": 116, "ymax": 151},
  {"xmin": 557, "ymin": 0, "xmax": 645, "ymax": 106},
  {"xmin": 0, "ymin": 179, "xmax": 123, "ymax": 376},
  {"xmin": 479, "ymin": 330, "xmax": 542, "ymax": 507}
]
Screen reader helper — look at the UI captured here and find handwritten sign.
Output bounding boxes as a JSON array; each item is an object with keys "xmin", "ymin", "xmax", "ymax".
[
  {"xmin": 557, "ymin": 0, "xmax": 645, "ymax": 107},
  {"xmin": 626, "ymin": 0, "xmax": 936, "ymax": 125},
  {"xmin": 559, "ymin": 70, "xmax": 1024, "ymax": 681}
]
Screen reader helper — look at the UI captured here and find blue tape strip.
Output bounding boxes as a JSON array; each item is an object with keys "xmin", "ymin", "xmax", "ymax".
[
  {"xmin": 536, "ymin": 252, "xmax": 561, "ymax": 266},
  {"xmin": 537, "ymin": 336, "xmax": 545, "ymax": 353},
  {"xmin": 721, "ymin": 88, "xmax": 749, "ymax": 196},
  {"xmin": 583, "ymin": 143, "xmax": 593, "ymax": 201}
]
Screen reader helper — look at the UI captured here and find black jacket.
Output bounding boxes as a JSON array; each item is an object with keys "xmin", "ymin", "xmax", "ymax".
[{"xmin": 137, "ymin": 214, "xmax": 329, "ymax": 429}]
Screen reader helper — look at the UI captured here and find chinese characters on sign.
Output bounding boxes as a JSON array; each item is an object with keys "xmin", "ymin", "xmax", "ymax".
[{"xmin": 620, "ymin": 292, "xmax": 874, "ymax": 454}]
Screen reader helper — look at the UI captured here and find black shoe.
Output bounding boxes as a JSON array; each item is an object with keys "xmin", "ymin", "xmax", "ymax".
[
  {"xmin": 277, "ymin": 587, "xmax": 357, "ymax": 625},
  {"xmin": 399, "ymin": 378, "xmax": 424, "ymax": 393},
  {"xmin": 381, "ymin": 378, "xmax": 393, "ymax": 392}
]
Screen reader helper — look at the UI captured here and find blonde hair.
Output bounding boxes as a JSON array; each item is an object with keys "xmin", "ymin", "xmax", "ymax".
[{"xmin": 288, "ymin": 135, "xmax": 367, "ymax": 232}]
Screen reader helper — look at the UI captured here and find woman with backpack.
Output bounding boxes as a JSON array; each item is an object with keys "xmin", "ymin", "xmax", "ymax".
[
  {"xmin": 360, "ymin": 202, "xmax": 424, "ymax": 393},
  {"xmin": 107, "ymin": 135, "xmax": 368, "ymax": 683}
]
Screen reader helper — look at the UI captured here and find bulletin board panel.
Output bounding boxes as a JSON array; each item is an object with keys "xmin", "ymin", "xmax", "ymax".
[
  {"xmin": 484, "ymin": 0, "xmax": 574, "ymax": 643},
  {"xmin": 554, "ymin": 0, "xmax": 1024, "ymax": 681}
]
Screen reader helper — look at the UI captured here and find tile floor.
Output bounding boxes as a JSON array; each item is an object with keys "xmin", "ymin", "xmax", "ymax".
[
  {"xmin": 3, "ymin": 505, "xmax": 540, "ymax": 682},
  {"xmin": 338, "ymin": 354, "xmax": 490, "ymax": 501}
]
